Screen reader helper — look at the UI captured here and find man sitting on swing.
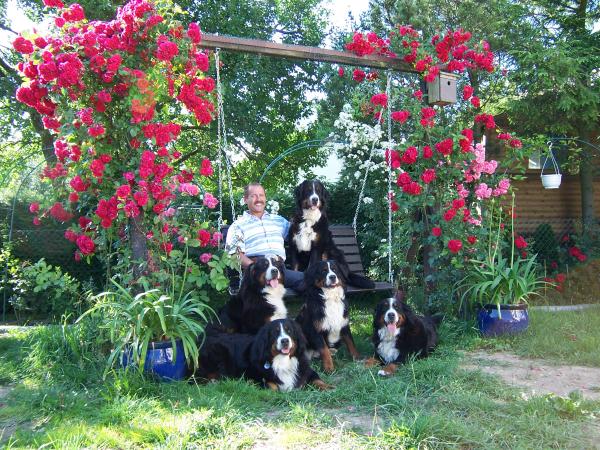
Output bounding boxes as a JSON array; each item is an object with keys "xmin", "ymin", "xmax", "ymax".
[{"xmin": 225, "ymin": 182, "xmax": 305, "ymax": 293}]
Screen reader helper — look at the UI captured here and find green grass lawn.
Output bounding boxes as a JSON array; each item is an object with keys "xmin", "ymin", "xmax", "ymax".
[{"xmin": 1, "ymin": 305, "xmax": 599, "ymax": 449}]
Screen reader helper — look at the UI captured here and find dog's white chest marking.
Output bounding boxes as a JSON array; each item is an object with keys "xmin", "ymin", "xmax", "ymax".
[
  {"xmin": 318, "ymin": 286, "xmax": 347, "ymax": 345},
  {"xmin": 272, "ymin": 354, "xmax": 299, "ymax": 391},
  {"xmin": 377, "ymin": 327, "xmax": 400, "ymax": 363},
  {"xmin": 293, "ymin": 209, "xmax": 322, "ymax": 252},
  {"xmin": 262, "ymin": 284, "xmax": 287, "ymax": 320}
]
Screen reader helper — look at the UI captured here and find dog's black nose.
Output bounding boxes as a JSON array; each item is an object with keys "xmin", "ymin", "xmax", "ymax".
[
  {"xmin": 311, "ymin": 197, "xmax": 318, "ymax": 205},
  {"xmin": 386, "ymin": 312, "xmax": 396, "ymax": 321},
  {"xmin": 280, "ymin": 338, "xmax": 290, "ymax": 347},
  {"xmin": 328, "ymin": 274, "xmax": 337, "ymax": 282},
  {"xmin": 271, "ymin": 268, "xmax": 279, "ymax": 277}
]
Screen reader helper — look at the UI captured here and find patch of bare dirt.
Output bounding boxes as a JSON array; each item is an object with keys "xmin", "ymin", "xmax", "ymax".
[
  {"xmin": 463, "ymin": 351, "xmax": 600, "ymax": 400},
  {"xmin": 0, "ymin": 385, "xmax": 16, "ymax": 444}
]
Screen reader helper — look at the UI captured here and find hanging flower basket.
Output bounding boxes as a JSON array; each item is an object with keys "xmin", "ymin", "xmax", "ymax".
[{"xmin": 541, "ymin": 143, "xmax": 562, "ymax": 189}]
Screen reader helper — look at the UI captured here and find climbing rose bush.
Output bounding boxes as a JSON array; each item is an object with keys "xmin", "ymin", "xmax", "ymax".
[
  {"xmin": 336, "ymin": 26, "xmax": 527, "ymax": 304},
  {"xmin": 14, "ymin": 0, "xmax": 230, "ymax": 291}
]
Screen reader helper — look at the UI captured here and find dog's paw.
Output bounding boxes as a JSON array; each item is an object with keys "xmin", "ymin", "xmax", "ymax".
[
  {"xmin": 312, "ymin": 379, "xmax": 334, "ymax": 391},
  {"xmin": 364, "ymin": 357, "xmax": 379, "ymax": 368},
  {"xmin": 377, "ymin": 363, "xmax": 397, "ymax": 376}
]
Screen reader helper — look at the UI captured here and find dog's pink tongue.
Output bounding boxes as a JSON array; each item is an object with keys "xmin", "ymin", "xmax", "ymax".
[
  {"xmin": 269, "ymin": 278, "xmax": 279, "ymax": 288},
  {"xmin": 281, "ymin": 347, "xmax": 290, "ymax": 354},
  {"xmin": 387, "ymin": 323, "xmax": 397, "ymax": 334}
]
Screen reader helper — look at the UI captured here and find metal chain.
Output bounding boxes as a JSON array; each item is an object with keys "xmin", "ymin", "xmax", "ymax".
[
  {"xmin": 386, "ymin": 72, "xmax": 394, "ymax": 284},
  {"xmin": 352, "ymin": 75, "xmax": 392, "ymax": 235},
  {"xmin": 215, "ymin": 49, "xmax": 236, "ymax": 229},
  {"xmin": 215, "ymin": 49, "xmax": 225, "ymax": 230}
]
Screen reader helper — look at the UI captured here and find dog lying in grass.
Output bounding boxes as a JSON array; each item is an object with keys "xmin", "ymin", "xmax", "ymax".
[
  {"xmin": 195, "ymin": 318, "xmax": 332, "ymax": 391},
  {"xmin": 367, "ymin": 294, "xmax": 441, "ymax": 376}
]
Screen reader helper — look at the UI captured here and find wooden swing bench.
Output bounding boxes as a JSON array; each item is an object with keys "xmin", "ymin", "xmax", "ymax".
[{"xmin": 224, "ymin": 224, "xmax": 394, "ymax": 299}]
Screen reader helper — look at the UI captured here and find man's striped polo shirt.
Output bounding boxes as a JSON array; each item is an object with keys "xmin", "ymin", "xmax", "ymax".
[{"xmin": 225, "ymin": 211, "xmax": 290, "ymax": 260}]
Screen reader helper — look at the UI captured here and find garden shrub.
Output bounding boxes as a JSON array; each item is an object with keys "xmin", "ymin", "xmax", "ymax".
[
  {"xmin": 532, "ymin": 223, "xmax": 559, "ymax": 267},
  {"xmin": 1, "ymin": 249, "xmax": 91, "ymax": 321}
]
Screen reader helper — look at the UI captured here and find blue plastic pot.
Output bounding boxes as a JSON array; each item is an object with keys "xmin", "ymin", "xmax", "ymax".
[
  {"xmin": 122, "ymin": 339, "xmax": 187, "ymax": 381},
  {"xmin": 477, "ymin": 304, "xmax": 529, "ymax": 337}
]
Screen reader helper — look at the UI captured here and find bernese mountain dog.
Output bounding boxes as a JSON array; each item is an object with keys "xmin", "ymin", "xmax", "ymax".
[
  {"xmin": 218, "ymin": 255, "xmax": 287, "ymax": 334},
  {"xmin": 195, "ymin": 318, "xmax": 331, "ymax": 391},
  {"xmin": 296, "ymin": 260, "xmax": 360, "ymax": 373},
  {"xmin": 369, "ymin": 294, "xmax": 441, "ymax": 376},
  {"xmin": 287, "ymin": 179, "xmax": 375, "ymax": 289}
]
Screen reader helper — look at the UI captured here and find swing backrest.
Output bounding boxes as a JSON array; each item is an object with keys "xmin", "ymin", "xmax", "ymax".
[{"xmin": 330, "ymin": 225, "xmax": 365, "ymax": 275}]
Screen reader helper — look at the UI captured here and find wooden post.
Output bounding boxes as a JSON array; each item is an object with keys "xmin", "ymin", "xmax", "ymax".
[{"xmin": 201, "ymin": 33, "xmax": 418, "ymax": 73}]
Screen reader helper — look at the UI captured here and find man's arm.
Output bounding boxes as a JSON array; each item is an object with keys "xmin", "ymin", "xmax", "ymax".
[{"xmin": 238, "ymin": 252, "xmax": 254, "ymax": 269}]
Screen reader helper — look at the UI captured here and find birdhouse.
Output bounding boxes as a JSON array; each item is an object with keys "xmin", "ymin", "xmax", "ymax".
[{"xmin": 427, "ymin": 72, "xmax": 458, "ymax": 106}]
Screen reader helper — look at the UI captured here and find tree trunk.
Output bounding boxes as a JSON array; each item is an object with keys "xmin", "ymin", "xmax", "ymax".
[
  {"xmin": 579, "ymin": 132, "xmax": 596, "ymax": 235},
  {"xmin": 30, "ymin": 112, "xmax": 56, "ymax": 164},
  {"xmin": 130, "ymin": 214, "xmax": 148, "ymax": 280}
]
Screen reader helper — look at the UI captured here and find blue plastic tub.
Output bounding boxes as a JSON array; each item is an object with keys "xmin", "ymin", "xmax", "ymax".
[
  {"xmin": 122, "ymin": 339, "xmax": 187, "ymax": 381},
  {"xmin": 477, "ymin": 304, "xmax": 529, "ymax": 337}
]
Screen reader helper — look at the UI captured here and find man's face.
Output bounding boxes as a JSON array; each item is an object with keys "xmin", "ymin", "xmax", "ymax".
[{"xmin": 245, "ymin": 185, "xmax": 266, "ymax": 216}]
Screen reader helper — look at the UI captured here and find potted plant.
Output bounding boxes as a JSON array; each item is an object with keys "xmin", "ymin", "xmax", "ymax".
[
  {"xmin": 78, "ymin": 252, "xmax": 220, "ymax": 380},
  {"xmin": 456, "ymin": 198, "xmax": 551, "ymax": 336}
]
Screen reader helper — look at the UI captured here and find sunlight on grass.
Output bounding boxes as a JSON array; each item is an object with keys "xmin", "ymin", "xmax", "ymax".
[
  {"xmin": 2, "ymin": 309, "xmax": 600, "ymax": 449},
  {"xmin": 476, "ymin": 307, "xmax": 600, "ymax": 366}
]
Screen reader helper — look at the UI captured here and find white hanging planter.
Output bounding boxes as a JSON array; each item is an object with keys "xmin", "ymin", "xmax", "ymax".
[{"xmin": 541, "ymin": 143, "xmax": 562, "ymax": 189}]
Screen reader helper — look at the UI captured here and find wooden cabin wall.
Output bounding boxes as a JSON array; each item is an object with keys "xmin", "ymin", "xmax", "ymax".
[{"xmin": 512, "ymin": 174, "xmax": 600, "ymax": 235}]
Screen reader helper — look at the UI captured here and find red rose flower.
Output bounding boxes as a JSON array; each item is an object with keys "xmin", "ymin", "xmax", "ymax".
[
  {"xmin": 432, "ymin": 227, "xmax": 442, "ymax": 237},
  {"xmin": 352, "ymin": 69, "xmax": 366, "ymax": 82},
  {"xmin": 556, "ymin": 273, "xmax": 566, "ymax": 283},
  {"xmin": 390, "ymin": 110, "xmax": 410, "ymax": 123},
  {"xmin": 452, "ymin": 199, "xmax": 465, "ymax": 209},
  {"xmin": 448, "ymin": 239, "xmax": 462, "ymax": 253},
  {"xmin": 76, "ymin": 235, "xmax": 95, "ymax": 255},
  {"xmin": 421, "ymin": 168, "xmax": 436, "ymax": 184},
  {"xmin": 515, "ymin": 235, "xmax": 527, "ymax": 249},
  {"xmin": 187, "ymin": 22, "xmax": 201, "ymax": 43},
  {"xmin": 443, "ymin": 209, "xmax": 457, "ymax": 221},
  {"xmin": 198, "ymin": 228, "xmax": 211, "ymax": 247},
  {"xmin": 12, "ymin": 36, "xmax": 34, "ymax": 54},
  {"xmin": 467, "ymin": 235, "xmax": 477, "ymax": 244}
]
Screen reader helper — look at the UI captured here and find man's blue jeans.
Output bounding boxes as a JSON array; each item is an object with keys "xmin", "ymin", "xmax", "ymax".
[{"xmin": 284, "ymin": 268, "xmax": 305, "ymax": 293}]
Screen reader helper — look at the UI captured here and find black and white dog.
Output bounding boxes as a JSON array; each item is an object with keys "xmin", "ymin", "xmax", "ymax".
[
  {"xmin": 296, "ymin": 260, "xmax": 360, "ymax": 373},
  {"xmin": 287, "ymin": 179, "xmax": 375, "ymax": 289},
  {"xmin": 370, "ymin": 294, "xmax": 441, "ymax": 376},
  {"xmin": 195, "ymin": 319, "xmax": 331, "ymax": 391},
  {"xmin": 218, "ymin": 256, "xmax": 287, "ymax": 334}
]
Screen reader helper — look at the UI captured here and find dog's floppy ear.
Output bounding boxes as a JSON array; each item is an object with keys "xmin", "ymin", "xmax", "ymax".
[
  {"xmin": 319, "ymin": 180, "xmax": 330, "ymax": 206},
  {"xmin": 239, "ymin": 262, "xmax": 257, "ymax": 294},
  {"xmin": 290, "ymin": 320, "xmax": 307, "ymax": 355},
  {"xmin": 303, "ymin": 262, "xmax": 318, "ymax": 285},
  {"xmin": 294, "ymin": 182, "xmax": 304, "ymax": 209},
  {"xmin": 250, "ymin": 323, "xmax": 272, "ymax": 368},
  {"xmin": 394, "ymin": 290, "xmax": 406, "ymax": 303}
]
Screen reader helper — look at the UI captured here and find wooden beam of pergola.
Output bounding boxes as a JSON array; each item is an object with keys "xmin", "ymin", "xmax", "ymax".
[{"xmin": 201, "ymin": 33, "xmax": 418, "ymax": 73}]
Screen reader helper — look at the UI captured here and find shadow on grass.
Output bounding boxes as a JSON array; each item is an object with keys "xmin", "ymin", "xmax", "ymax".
[{"xmin": 1, "ymin": 307, "xmax": 599, "ymax": 448}]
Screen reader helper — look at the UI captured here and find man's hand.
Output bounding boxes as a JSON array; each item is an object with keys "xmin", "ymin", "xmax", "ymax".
[{"xmin": 238, "ymin": 252, "xmax": 254, "ymax": 269}]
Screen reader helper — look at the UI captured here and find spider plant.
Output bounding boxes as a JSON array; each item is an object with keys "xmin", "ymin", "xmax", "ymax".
[
  {"xmin": 456, "ymin": 195, "xmax": 551, "ymax": 312},
  {"xmin": 78, "ymin": 255, "xmax": 214, "ymax": 375}
]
